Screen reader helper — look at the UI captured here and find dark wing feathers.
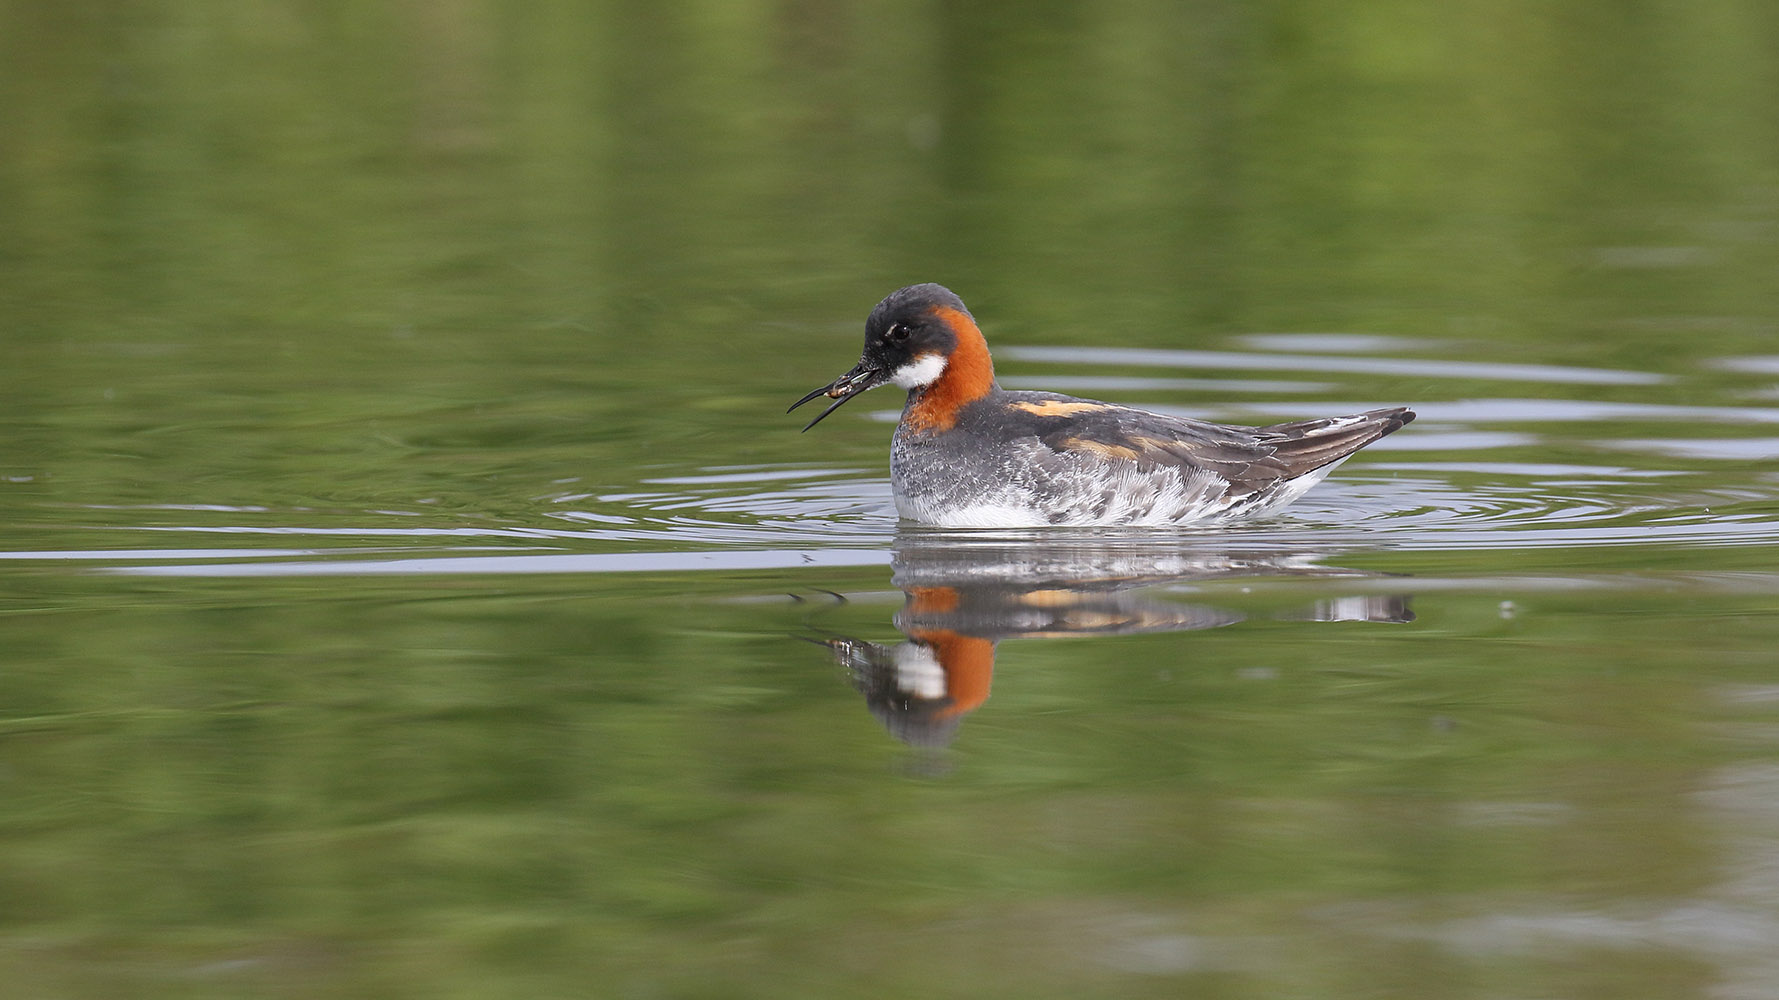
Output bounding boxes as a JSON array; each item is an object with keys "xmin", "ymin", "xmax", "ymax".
[{"xmin": 1030, "ymin": 398, "xmax": 1414, "ymax": 495}]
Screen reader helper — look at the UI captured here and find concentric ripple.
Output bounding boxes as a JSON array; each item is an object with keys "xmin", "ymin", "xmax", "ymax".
[{"xmin": 14, "ymin": 347, "xmax": 1779, "ymax": 578}]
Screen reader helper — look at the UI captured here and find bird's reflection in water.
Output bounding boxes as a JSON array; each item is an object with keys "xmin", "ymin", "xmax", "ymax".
[{"xmin": 810, "ymin": 530, "xmax": 1413, "ymax": 747}]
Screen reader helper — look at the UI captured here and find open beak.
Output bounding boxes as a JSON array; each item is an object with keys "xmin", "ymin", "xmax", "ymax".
[{"xmin": 788, "ymin": 363, "xmax": 886, "ymax": 432}]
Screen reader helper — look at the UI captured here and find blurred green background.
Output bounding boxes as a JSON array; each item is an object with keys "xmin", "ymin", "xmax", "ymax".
[{"xmin": 5, "ymin": 0, "xmax": 1776, "ymax": 513}]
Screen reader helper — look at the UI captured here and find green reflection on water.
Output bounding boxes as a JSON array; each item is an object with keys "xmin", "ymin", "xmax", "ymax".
[{"xmin": 3, "ymin": 572, "xmax": 1777, "ymax": 998}]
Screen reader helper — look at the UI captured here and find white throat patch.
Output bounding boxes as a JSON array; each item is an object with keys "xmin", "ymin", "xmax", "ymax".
[
  {"xmin": 893, "ymin": 643, "xmax": 947, "ymax": 699},
  {"xmin": 890, "ymin": 353, "xmax": 947, "ymax": 389}
]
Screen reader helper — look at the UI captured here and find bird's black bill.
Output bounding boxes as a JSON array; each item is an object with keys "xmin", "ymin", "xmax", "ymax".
[
  {"xmin": 788, "ymin": 364, "xmax": 885, "ymax": 432},
  {"xmin": 797, "ymin": 391, "xmax": 863, "ymax": 431},
  {"xmin": 788, "ymin": 384, "xmax": 833, "ymax": 412}
]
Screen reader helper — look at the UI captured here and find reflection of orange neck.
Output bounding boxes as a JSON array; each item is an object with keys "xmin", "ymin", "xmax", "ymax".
[
  {"xmin": 911, "ymin": 629, "xmax": 995, "ymax": 719},
  {"xmin": 903, "ymin": 306, "xmax": 996, "ymax": 433},
  {"xmin": 907, "ymin": 586, "xmax": 959, "ymax": 614}
]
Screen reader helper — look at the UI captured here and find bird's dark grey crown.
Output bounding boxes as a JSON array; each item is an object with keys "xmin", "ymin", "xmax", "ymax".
[{"xmin": 868, "ymin": 283, "xmax": 971, "ymax": 332}]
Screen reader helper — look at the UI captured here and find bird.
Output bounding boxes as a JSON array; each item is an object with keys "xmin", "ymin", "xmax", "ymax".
[{"xmin": 789, "ymin": 283, "xmax": 1414, "ymax": 528}]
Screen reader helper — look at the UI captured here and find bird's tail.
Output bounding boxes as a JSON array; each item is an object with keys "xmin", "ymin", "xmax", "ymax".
[{"xmin": 1257, "ymin": 406, "xmax": 1415, "ymax": 475}]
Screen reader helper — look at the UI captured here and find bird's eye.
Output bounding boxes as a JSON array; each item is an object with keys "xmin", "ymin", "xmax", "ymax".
[{"xmin": 887, "ymin": 323, "xmax": 911, "ymax": 342}]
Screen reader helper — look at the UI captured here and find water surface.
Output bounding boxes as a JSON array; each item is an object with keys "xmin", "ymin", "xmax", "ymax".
[{"xmin": 4, "ymin": 3, "xmax": 1779, "ymax": 998}]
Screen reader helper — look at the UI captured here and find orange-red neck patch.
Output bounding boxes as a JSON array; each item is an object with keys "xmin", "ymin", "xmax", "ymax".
[
  {"xmin": 907, "ymin": 586, "xmax": 960, "ymax": 614},
  {"xmin": 909, "ymin": 629, "xmax": 995, "ymax": 718},
  {"xmin": 903, "ymin": 305, "xmax": 996, "ymax": 433},
  {"xmin": 904, "ymin": 586, "xmax": 993, "ymax": 718}
]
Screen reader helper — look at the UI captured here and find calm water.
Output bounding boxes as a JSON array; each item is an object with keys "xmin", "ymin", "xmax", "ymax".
[{"xmin": 5, "ymin": 3, "xmax": 1779, "ymax": 998}]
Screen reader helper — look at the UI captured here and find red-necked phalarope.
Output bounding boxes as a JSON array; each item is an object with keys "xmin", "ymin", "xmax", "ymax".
[{"xmin": 790, "ymin": 283, "xmax": 1414, "ymax": 527}]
